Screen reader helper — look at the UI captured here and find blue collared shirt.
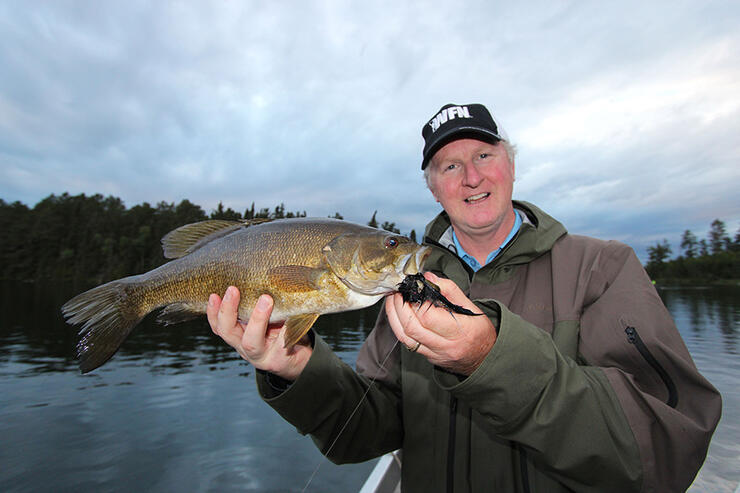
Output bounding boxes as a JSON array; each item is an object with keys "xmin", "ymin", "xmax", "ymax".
[{"xmin": 452, "ymin": 210, "xmax": 523, "ymax": 272}]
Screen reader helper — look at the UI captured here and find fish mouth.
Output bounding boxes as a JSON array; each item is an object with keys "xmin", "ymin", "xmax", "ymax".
[
  {"xmin": 402, "ymin": 246, "xmax": 431, "ymax": 275},
  {"xmin": 465, "ymin": 192, "xmax": 490, "ymax": 203}
]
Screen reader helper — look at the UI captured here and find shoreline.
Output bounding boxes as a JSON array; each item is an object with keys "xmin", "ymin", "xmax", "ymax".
[{"xmin": 652, "ymin": 278, "xmax": 740, "ymax": 287}]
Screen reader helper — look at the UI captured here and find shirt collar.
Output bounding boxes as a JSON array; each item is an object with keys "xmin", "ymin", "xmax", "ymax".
[{"xmin": 450, "ymin": 210, "xmax": 523, "ymax": 272}]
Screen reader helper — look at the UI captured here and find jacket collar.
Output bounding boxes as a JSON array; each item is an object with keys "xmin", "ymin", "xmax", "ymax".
[{"xmin": 423, "ymin": 200, "xmax": 567, "ymax": 268}]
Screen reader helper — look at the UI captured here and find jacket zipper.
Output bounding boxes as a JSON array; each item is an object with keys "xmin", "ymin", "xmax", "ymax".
[
  {"xmin": 446, "ymin": 395, "xmax": 457, "ymax": 493},
  {"xmin": 429, "ymin": 233, "xmax": 529, "ymax": 491},
  {"xmin": 625, "ymin": 326, "xmax": 678, "ymax": 408},
  {"xmin": 518, "ymin": 444, "xmax": 531, "ymax": 493},
  {"xmin": 422, "ymin": 236, "xmax": 464, "ymax": 493}
]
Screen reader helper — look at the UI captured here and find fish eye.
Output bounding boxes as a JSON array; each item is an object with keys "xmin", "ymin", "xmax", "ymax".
[{"xmin": 384, "ymin": 237, "xmax": 399, "ymax": 248}]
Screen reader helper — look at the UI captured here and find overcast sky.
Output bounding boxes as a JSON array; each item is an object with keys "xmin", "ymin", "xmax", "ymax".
[{"xmin": 1, "ymin": 1, "xmax": 738, "ymax": 261}]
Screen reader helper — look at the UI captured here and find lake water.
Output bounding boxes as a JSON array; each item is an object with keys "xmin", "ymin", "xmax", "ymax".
[{"xmin": 1, "ymin": 282, "xmax": 738, "ymax": 492}]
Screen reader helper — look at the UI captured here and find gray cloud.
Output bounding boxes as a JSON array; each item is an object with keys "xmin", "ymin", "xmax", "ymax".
[{"xmin": 1, "ymin": 0, "xmax": 738, "ymax": 261}]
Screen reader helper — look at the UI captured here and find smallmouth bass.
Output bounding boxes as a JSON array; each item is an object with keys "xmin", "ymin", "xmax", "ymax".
[{"xmin": 62, "ymin": 218, "xmax": 429, "ymax": 373}]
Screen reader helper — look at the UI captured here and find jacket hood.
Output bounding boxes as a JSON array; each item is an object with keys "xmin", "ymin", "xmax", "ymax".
[{"xmin": 423, "ymin": 200, "xmax": 567, "ymax": 268}]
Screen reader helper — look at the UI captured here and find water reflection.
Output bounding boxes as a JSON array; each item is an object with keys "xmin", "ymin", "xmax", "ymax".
[
  {"xmin": 652, "ymin": 285, "xmax": 740, "ymax": 492},
  {"xmin": 0, "ymin": 279, "xmax": 382, "ymax": 492},
  {"xmin": 658, "ymin": 286, "xmax": 739, "ymax": 354},
  {"xmin": 1, "ymin": 281, "xmax": 738, "ymax": 492},
  {"xmin": 0, "ymin": 280, "xmax": 382, "ymax": 377},
  {"xmin": 0, "ymin": 281, "xmax": 79, "ymax": 375}
]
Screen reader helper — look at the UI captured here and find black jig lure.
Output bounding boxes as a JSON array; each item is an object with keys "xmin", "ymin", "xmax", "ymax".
[{"xmin": 397, "ymin": 273, "xmax": 482, "ymax": 316}]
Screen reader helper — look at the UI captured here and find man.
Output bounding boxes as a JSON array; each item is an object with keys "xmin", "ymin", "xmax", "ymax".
[{"xmin": 208, "ymin": 103, "xmax": 721, "ymax": 492}]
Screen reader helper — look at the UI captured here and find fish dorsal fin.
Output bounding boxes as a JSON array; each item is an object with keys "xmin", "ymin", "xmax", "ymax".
[
  {"xmin": 283, "ymin": 313, "xmax": 320, "ymax": 348},
  {"xmin": 161, "ymin": 218, "xmax": 273, "ymax": 259}
]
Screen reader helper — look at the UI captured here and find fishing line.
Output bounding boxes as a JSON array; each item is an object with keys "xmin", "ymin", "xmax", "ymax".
[
  {"xmin": 301, "ymin": 300, "xmax": 462, "ymax": 491},
  {"xmin": 301, "ymin": 339, "xmax": 400, "ymax": 493}
]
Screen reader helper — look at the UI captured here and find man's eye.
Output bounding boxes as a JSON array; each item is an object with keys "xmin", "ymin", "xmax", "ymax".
[{"xmin": 479, "ymin": 153, "xmax": 489, "ymax": 159}]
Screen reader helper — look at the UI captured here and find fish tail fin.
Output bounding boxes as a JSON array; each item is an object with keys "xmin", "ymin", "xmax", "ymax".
[{"xmin": 61, "ymin": 277, "xmax": 147, "ymax": 373}]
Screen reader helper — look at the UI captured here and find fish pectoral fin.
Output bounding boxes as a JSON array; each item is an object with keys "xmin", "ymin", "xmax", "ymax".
[
  {"xmin": 161, "ymin": 220, "xmax": 245, "ymax": 259},
  {"xmin": 283, "ymin": 313, "xmax": 320, "ymax": 348},
  {"xmin": 267, "ymin": 265, "xmax": 323, "ymax": 292},
  {"xmin": 157, "ymin": 302, "xmax": 203, "ymax": 325}
]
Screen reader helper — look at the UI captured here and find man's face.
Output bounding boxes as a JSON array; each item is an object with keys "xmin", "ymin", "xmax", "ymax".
[{"xmin": 427, "ymin": 138, "xmax": 515, "ymax": 236}]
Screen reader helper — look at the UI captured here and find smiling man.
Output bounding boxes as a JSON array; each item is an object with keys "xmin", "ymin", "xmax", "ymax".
[
  {"xmin": 426, "ymin": 138, "xmax": 517, "ymax": 269},
  {"xmin": 208, "ymin": 103, "xmax": 721, "ymax": 493}
]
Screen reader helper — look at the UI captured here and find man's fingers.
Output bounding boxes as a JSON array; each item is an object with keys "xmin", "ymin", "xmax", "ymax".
[
  {"xmin": 241, "ymin": 294, "xmax": 274, "ymax": 356},
  {"xmin": 207, "ymin": 293, "xmax": 222, "ymax": 334},
  {"xmin": 217, "ymin": 286, "xmax": 240, "ymax": 329},
  {"xmin": 385, "ymin": 294, "xmax": 413, "ymax": 347},
  {"xmin": 392, "ymin": 293, "xmax": 429, "ymax": 339},
  {"xmin": 213, "ymin": 286, "xmax": 246, "ymax": 347},
  {"xmin": 386, "ymin": 293, "xmax": 439, "ymax": 350},
  {"xmin": 423, "ymin": 272, "xmax": 463, "ymax": 302},
  {"xmin": 424, "ymin": 272, "xmax": 478, "ymax": 310}
]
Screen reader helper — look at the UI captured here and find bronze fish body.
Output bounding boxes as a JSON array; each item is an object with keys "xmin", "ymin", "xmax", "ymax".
[{"xmin": 62, "ymin": 217, "xmax": 430, "ymax": 373}]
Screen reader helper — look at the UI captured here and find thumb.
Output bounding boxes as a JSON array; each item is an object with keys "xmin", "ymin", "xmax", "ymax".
[{"xmin": 424, "ymin": 272, "xmax": 476, "ymax": 309}]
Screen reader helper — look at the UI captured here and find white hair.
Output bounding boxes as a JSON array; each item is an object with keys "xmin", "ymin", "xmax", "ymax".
[{"xmin": 423, "ymin": 139, "xmax": 518, "ymax": 190}]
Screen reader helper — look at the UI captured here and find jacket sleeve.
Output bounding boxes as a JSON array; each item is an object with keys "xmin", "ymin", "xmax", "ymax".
[
  {"xmin": 433, "ymin": 241, "xmax": 721, "ymax": 492},
  {"xmin": 255, "ymin": 325, "xmax": 404, "ymax": 464}
]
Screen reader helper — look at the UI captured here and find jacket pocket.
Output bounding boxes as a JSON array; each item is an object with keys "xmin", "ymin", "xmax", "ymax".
[{"xmin": 624, "ymin": 326, "xmax": 678, "ymax": 408}]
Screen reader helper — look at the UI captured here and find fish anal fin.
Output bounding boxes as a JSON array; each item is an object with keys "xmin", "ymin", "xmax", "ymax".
[
  {"xmin": 283, "ymin": 313, "xmax": 320, "ymax": 348},
  {"xmin": 267, "ymin": 265, "xmax": 323, "ymax": 293},
  {"xmin": 157, "ymin": 302, "xmax": 203, "ymax": 325}
]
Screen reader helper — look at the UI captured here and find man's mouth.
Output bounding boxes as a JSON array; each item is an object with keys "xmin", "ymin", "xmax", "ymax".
[{"xmin": 464, "ymin": 192, "xmax": 490, "ymax": 204}]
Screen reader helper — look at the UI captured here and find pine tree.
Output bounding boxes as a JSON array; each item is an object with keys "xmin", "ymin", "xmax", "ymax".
[
  {"xmin": 708, "ymin": 219, "xmax": 728, "ymax": 254},
  {"xmin": 381, "ymin": 221, "xmax": 400, "ymax": 233},
  {"xmin": 680, "ymin": 230, "xmax": 698, "ymax": 258},
  {"xmin": 647, "ymin": 239, "xmax": 672, "ymax": 264}
]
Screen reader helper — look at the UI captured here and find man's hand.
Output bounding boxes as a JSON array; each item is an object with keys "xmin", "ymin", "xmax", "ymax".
[
  {"xmin": 207, "ymin": 286, "xmax": 312, "ymax": 381},
  {"xmin": 385, "ymin": 272, "xmax": 496, "ymax": 376}
]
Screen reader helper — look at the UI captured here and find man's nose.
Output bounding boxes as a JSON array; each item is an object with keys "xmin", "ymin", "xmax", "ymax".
[{"xmin": 462, "ymin": 162, "xmax": 482, "ymax": 187}]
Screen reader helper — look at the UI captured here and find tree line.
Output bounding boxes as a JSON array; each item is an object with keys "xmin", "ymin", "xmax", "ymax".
[
  {"xmin": 0, "ymin": 193, "xmax": 415, "ymax": 284},
  {"xmin": 645, "ymin": 219, "xmax": 740, "ymax": 282},
  {"xmin": 5, "ymin": 192, "xmax": 734, "ymax": 285}
]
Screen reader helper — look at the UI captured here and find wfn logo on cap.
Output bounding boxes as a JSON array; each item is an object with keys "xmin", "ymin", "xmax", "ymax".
[{"xmin": 428, "ymin": 105, "xmax": 472, "ymax": 132}]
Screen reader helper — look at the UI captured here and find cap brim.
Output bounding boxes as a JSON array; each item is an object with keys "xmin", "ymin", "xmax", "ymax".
[{"xmin": 421, "ymin": 127, "xmax": 502, "ymax": 169}]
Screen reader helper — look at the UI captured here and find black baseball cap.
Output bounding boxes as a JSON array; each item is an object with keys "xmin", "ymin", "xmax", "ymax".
[{"xmin": 421, "ymin": 103, "xmax": 507, "ymax": 169}]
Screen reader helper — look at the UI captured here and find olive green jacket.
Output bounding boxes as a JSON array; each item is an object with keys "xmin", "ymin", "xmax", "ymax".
[{"xmin": 257, "ymin": 201, "xmax": 721, "ymax": 492}]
